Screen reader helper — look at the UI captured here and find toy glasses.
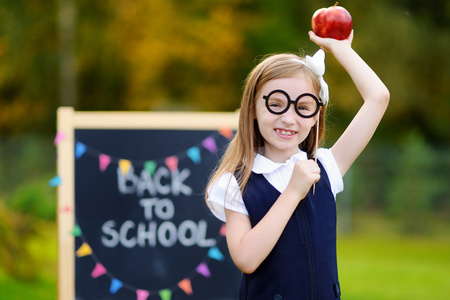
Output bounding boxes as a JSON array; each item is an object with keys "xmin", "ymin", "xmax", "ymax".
[{"xmin": 263, "ymin": 89, "xmax": 323, "ymax": 118}]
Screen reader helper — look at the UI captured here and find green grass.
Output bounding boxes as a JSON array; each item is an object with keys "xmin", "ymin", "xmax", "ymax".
[
  {"xmin": 0, "ymin": 222, "xmax": 57, "ymax": 300},
  {"xmin": 337, "ymin": 213, "xmax": 450, "ymax": 300},
  {"xmin": 0, "ymin": 270, "xmax": 56, "ymax": 299},
  {"xmin": 0, "ymin": 213, "xmax": 449, "ymax": 299},
  {"xmin": 338, "ymin": 236, "xmax": 450, "ymax": 299}
]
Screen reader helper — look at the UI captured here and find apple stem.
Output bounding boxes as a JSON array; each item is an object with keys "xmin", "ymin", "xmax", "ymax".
[{"xmin": 334, "ymin": 2, "xmax": 339, "ymax": 7}]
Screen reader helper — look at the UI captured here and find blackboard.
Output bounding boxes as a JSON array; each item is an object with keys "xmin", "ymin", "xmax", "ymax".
[{"xmin": 56, "ymin": 108, "xmax": 240, "ymax": 300}]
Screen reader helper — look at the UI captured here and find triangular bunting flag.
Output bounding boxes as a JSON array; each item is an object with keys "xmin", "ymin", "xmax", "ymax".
[
  {"xmin": 208, "ymin": 246, "xmax": 224, "ymax": 261},
  {"xmin": 109, "ymin": 278, "xmax": 123, "ymax": 294},
  {"xmin": 91, "ymin": 263, "xmax": 107, "ymax": 278},
  {"xmin": 75, "ymin": 142, "xmax": 87, "ymax": 159},
  {"xmin": 71, "ymin": 224, "xmax": 82, "ymax": 237},
  {"xmin": 118, "ymin": 159, "xmax": 132, "ymax": 175},
  {"xmin": 76, "ymin": 243, "xmax": 92, "ymax": 257},
  {"xmin": 202, "ymin": 137, "xmax": 217, "ymax": 153},
  {"xmin": 220, "ymin": 224, "xmax": 226, "ymax": 236},
  {"xmin": 144, "ymin": 161, "xmax": 157, "ymax": 175},
  {"xmin": 159, "ymin": 289, "xmax": 172, "ymax": 300},
  {"xmin": 54, "ymin": 130, "xmax": 65, "ymax": 145},
  {"xmin": 48, "ymin": 175, "xmax": 62, "ymax": 187},
  {"xmin": 219, "ymin": 126, "xmax": 234, "ymax": 139},
  {"xmin": 178, "ymin": 278, "xmax": 193, "ymax": 295},
  {"xmin": 186, "ymin": 147, "xmax": 201, "ymax": 164},
  {"xmin": 165, "ymin": 156, "xmax": 178, "ymax": 171},
  {"xmin": 99, "ymin": 154, "xmax": 111, "ymax": 172},
  {"xmin": 136, "ymin": 289, "xmax": 150, "ymax": 300},
  {"xmin": 58, "ymin": 204, "xmax": 72, "ymax": 214},
  {"xmin": 196, "ymin": 262, "xmax": 211, "ymax": 278}
]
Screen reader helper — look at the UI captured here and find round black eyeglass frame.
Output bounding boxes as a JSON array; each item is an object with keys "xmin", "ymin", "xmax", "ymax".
[{"xmin": 262, "ymin": 89, "xmax": 324, "ymax": 118}]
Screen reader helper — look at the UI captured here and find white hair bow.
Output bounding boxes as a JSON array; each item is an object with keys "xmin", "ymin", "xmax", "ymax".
[{"xmin": 292, "ymin": 49, "xmax": 329, "ymax": 105}]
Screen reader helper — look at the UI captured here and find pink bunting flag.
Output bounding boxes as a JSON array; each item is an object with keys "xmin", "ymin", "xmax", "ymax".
[
  {"xmin": 202, "ymin": 137, "xmax": 217, "ymax": 153},
  {"xmin": 91, "ymin": 263, "xmax": 107, "ymax": 278},
  {"xmin": 99, "ymin": 154, "xmax": 111, "ymax": 172},
  {"xmin": 165, "ymin": 156, "xmax": 178, "ymax": 171},
  {"xmin": 54, "ymin": 130, "xmax": 65, "ymax": 145},
  {"xmin": 58, "ymin": 204, "xmax": 72, "ymax": 214},
  {"xmin": 136, "ymin": 289, "xmax": 150, "ymax": 300},
  {"xmin": 196, "ymin": 262, "xmax": 211, "ymax": 278},
  {"xmin": 220, "ymin": 224, "xmax": 226, "ymax": 236},
  {"xmin": 178, "ymin": 278, "xmax": 193, "ymax": 295}
]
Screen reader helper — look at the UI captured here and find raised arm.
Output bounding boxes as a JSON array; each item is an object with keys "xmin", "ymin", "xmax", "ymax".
[{"xmin": 309, "ymin": 30, "xmax": 390, "ymax": 176}]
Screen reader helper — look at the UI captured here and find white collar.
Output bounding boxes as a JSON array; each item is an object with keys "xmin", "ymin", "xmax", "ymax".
[{"xmin": 252, "ymin": 149, "xmax": 308, "ymax": 174}]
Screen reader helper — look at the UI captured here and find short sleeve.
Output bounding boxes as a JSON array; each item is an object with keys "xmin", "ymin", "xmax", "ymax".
[
  {"xmin": 206, "ymin": 172, "xmax": 249, "ymax": 222},
  {"xmin": 317, "ymin": 148, "xmax": 344, "ymax": 198}
]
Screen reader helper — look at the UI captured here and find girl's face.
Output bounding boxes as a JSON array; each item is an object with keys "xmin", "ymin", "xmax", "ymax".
[{"xmin": 255, "ymin": 75, "xmax": 319, "ymax": 163}]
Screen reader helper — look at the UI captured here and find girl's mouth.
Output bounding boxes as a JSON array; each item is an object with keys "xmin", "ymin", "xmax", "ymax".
[{"xmin": 275, "ymin": 129, "xmax": 297, "ymax": 137}]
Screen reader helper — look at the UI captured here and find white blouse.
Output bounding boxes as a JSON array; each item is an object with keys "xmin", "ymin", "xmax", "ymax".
[{"xmin": 207, "ymin": 148, "xmax": 344, "ymax": 222}]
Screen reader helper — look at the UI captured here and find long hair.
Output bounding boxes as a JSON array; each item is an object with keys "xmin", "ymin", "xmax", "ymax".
[{"xmin": 206, "ymin": 52, "xmax": 327, "ymax": 201}]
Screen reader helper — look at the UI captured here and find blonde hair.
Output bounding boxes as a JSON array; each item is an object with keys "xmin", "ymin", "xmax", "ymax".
[{"xmin": 206, "ymin": 53, "xmax": 327, "ymax": 199}]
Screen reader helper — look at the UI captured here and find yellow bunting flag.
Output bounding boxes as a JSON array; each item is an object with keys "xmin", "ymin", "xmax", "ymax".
[
  {"xmin": 76, "ymin": 243, "xmax": 92, "ymax": 257},
  {"xmin": 118, "ymin": 159, "xmax": 132, "ymax": 175},
  {"xmin": 178, "ymin": 278, "xmax": 193, "ymax": 295}
]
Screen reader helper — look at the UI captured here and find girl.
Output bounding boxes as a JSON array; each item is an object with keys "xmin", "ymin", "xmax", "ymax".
[{"xmin": 206, "ymin": 30, "xmax": 389, "ymax": 299}]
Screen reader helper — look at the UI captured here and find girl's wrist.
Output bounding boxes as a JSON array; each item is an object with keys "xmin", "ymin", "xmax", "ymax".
[
  {"xmin": 329, "ymin": 41, "xmax": 353, "ymax": 57},
  {"xmin": 283, "ymin": 184, "xmax": 307, "ymax": 204}
]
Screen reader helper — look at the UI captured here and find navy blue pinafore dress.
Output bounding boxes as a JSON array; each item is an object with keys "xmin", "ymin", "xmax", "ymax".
[{"xmin": 239, "ymin": 161, "xmax": 341, "ymax": 300}]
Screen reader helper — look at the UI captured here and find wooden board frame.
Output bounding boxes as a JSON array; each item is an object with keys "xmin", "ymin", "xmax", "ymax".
[{"xmin": 56, "ymin": 107, "xmax": 239, "ymax": 300}]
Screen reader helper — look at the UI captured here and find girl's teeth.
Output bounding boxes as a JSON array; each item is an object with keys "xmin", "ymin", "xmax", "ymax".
[{"xmin": 277, "ymin": 129, "xmax": 294, "ymax": 136}]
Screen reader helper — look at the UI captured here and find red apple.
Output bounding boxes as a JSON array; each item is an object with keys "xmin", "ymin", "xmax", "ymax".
[{"xmin": 311, "ymin": 2, "xmax": 353, "ymax": 40}]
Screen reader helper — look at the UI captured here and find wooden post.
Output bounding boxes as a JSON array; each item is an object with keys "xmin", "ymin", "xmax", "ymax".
[{"xmin": 57, "ymin": 107, "xmax": 75, "ymax": 299}]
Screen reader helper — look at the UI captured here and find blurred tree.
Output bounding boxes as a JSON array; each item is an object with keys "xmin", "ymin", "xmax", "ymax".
[
  {"xmin": 0, "ymin": 199, "xmax": 39, "ymax": 280},
  {"xmin": 0, "ymin": 0, "xmax": 58, "ymax": 134},
  {"xmin": 99, "ymin": 0, "xmax": 257, "ymax": 111},
  {"xmin": 0, "ymin": 0, "xmax": 448, "ymax": 145},
  {"xmin": 386, "ymin": 131, "xmax": 447, "ymax": 233}
]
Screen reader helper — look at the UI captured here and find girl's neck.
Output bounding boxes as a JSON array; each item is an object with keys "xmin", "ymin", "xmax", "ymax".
[{"xmin": 262, "ymin": 147, "xmax": 298, "ymax": 163}]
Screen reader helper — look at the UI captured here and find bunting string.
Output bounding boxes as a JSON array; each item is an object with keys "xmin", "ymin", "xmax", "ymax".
[{"xmin": 72, "ymin": 130, "xmax": 233, "ymax": 174}]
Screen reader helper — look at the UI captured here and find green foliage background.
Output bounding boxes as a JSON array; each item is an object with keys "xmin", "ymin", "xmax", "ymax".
[
  {"xmin": 0, "ymin": 0, "xmax": 448, "ymax": 144},
  {"xmin": 0, "ymin": 0, "xmax": 449, "ymax": 298}
]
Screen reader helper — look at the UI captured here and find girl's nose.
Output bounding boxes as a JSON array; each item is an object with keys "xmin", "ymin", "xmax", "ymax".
[{"xmin": 280, "ymin": 106, "xmax": 296, "ymax": 124}]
